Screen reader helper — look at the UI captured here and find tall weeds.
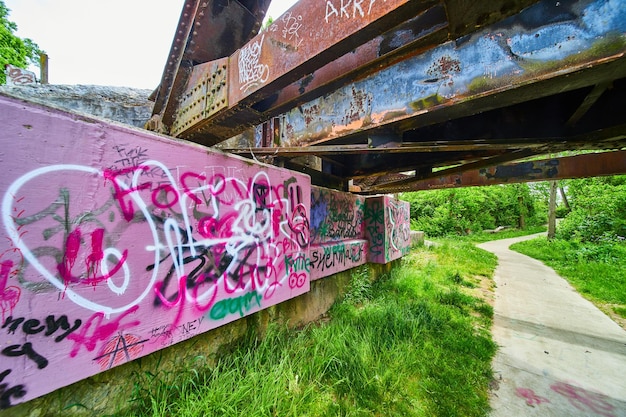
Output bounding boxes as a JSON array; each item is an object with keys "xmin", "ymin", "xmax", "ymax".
[{"xmin": 114, "ymin": 243, "xmax": 497, "ymax": 417}]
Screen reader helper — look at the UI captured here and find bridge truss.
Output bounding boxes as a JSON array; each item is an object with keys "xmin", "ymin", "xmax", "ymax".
[{"xmin": 148, "ymin": 0, "xmax": 626, "ymax": 193}]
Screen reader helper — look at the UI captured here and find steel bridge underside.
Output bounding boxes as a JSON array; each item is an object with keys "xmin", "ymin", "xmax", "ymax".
[{"xmin": 149, "ymin": 0, "xmax": 626, "ymax": 193}]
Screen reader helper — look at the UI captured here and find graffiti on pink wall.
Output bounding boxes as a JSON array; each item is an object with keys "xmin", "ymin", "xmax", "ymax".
[
  {"xmin": 309, "ymin": 187, "xmax": 367, "ymax": 280},
  {"xmin": 0, "ymin": 95, "xmax": 311, "ymax": 409},
  {"xmin": 365, "ymin": 196, "xmax": 411, "ymax": 264},
  {"xmin": 309, "ymin": 240, "xmax": 368, "ymax": 280},
  {"xmin": 310, "ymin": 186, "xmax": 365, "ymax": 245}
]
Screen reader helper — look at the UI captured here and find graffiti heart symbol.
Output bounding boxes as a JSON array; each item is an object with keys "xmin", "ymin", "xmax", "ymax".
[{"xmin": 2, "ymin": 165, "xmax": 161, "ymax": 315}]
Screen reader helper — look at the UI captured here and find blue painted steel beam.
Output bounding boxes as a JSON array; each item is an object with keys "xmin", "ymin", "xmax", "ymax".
[{"xmin": 275, "ymin": 0, "xmax": 626, "ymax": 147}]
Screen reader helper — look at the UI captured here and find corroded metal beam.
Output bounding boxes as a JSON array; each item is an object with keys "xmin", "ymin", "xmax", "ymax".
[
  {"xmin": 357, "ymin": 123, "xmax": 626, "ymax": 189},
  {"xmin": 155, "ymin": 0, "xmax": 626, "ymax": 194},
  {"xmin": 148, "ymin": 0, "xmax": 271, "ymax": 130},
  {"xmin": 151, "ymin": 0, "xmax": 199, "ymax": 118},
  {"xmin": 230, "ymin": 0, "xmax": 435, "ymax": 104},
  {"xmin": 251, "ymin": 3, "xmax": 450, "ymax": 117},
  {"xmin": 256, "ymin": 0, "xmax": 541, "ymax": 118},
  {"xmin": 167, "ymin": 0, "xmax": 543, "ymax": 143},
  {"xmin": 271, "ymin": 0, "xmax": 626, "ymax": 147},
  {"xmin": 174, "ymin": 0, "xmax": 440, "ymax": 142},
  {"xmin": 223, "ymin": 122, "xmax": 626, "ymax": 180},
  {"xmin": 359, "ymin": 150, "xmax": 626, "ymax": 193},
  {"xmin": 220, "ymin": 135, "xmax": 613, "ymax": 157}
]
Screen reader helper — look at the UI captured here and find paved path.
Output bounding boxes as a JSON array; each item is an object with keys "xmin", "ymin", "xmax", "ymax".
[{"xmin": 478, "ymin": 234, "xmax": 626, "ymax": 417}]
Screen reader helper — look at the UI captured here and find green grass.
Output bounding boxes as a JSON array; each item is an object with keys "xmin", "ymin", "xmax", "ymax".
[
  {"xmin": 442, "ymin": 225, "xmax": 547, "ymax": 244},
  {"xmin": 113, "ymin": 242, "xmax": 498, "ymax": 417},
  {"xmin": 511, "ymin": 238, "xmax": 626, "ymax": 319}
]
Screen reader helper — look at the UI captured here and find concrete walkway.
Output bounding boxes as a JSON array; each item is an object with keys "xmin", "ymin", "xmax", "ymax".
[{"xmin": 478, "ymin": 234, "xmax": 626, "ymax": 417}]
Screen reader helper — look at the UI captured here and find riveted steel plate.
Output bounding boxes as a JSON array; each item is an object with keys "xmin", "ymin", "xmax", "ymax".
[{"xmin": 171, "ymin": 58, "xmax": 229, "ymax": 137}]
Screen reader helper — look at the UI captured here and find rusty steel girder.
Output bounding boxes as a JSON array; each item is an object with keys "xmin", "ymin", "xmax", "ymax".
[
  {"xmin": 152, "ymin": 0, "xmax": 626, "ymax": 193},
  {"xmin": 149, "ymin": 0, "xmax": 271, "ymax": 131},
  {"xmin": 170, "ymin": 58, "xmax": 229, "ymax": 137},
  {"xmin": 172, "ymin": 0, "xmax": 441, "ymax": 142},
  {"xmin": 161, "ymin": 0, "xmax": 542, "ymax": 143},
  {"xmin": 358, "ymin": 151, "xmax": 626, "ymax": 193},
  {"xmin": 270, "ymin": 0, "xmax": 626, "ymax": 147}
]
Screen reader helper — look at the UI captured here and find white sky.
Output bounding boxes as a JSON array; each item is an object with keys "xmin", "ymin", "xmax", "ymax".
[{"xmin": 5, "ymin": 0, "xmax": 296, "ymax": 89}]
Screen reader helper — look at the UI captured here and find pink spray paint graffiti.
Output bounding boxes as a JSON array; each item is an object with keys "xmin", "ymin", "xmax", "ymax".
[
  {"xmin": 514, "ymin": 383, "xmax": 618, "ymax": 416},
  {"xmin": 0, "ymin": 261, "xmax": 20, "ymax": 322},
  {"xmin": 0, "ymin": 95, "xmax": 310, "ymax": 409},
  {"xmin": 551, "ymin": 382, "xmax": 617, "ymax": 417},
  {"xmin": 515, "ymin": 387, "xmax": 550, "ymax": 406}
]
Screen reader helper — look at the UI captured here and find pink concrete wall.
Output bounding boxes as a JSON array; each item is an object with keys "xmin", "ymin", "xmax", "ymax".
[
  {"xmin": 365, "ymin": 196, "xmax": 411, "ymax": 264},
  {"xmin": 309, "ymin": 239, "xmax": 368, "ymax": 280},
  {"xmin": 309, "ymin": 186, "xmax": 367, "ymax": 280},
  {"xmin": 310, "ymin": 186, "xmax": 365, "ymax": 245},
  {"xmin": 0, "ymin": 95, "xmax": 311, "ymax": 409}
]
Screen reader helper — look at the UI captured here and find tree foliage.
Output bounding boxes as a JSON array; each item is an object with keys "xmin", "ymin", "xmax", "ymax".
[
  {"xmin": 0, "ymin": 0, "xmax": 43, "ymax": 84},
  {"xmin": 400, "ymin": 184, "xmax": 543, "ymax": 237},
  {"xmin": 401, "ymin": 176, "xmax": 626, "ymax": 241},
  {"xmin": 556, "ymin": 175, "xmax": 626, "ymax": 243}
]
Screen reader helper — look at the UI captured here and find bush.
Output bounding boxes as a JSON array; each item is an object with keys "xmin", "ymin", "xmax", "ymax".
[
  {"xmin": 401, "ymin": 184, "xmax": 543, "ymax": 237},
  {"xmin": 556, "ymin": 176, "xmax": 626, "ymax": 243}
]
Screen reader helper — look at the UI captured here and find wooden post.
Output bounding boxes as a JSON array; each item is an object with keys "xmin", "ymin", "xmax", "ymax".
[
  {"xmin": 559, "ymin": 185, "xmax": 570, "ymax": 211},
  {"xmin": 518, "ymin": 195, "xmax": 526, "ymax": 229},
  {"xmin": 39, "ymin": 53, "xmax": 48, "ymax": 84},
  {"xmin": 548, "ymin": 180, "xmax": 557, "ymax": 239}
]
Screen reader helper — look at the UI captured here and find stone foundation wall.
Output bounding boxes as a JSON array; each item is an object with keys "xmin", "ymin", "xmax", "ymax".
[{"xmin": 0, "ymin": 84, "xmax": 154, "ymax": 128}]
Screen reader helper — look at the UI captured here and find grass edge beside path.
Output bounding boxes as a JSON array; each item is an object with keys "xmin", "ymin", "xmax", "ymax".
[{"xmin": 511, "ymin": 237, "xmax": 626, "ymax": 330}]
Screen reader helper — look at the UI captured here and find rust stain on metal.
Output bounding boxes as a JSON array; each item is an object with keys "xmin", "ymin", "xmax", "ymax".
[
  {"xmin": 342, "ymin": 87, "xmax": 373, "ymax": 126},
  {"xmin": 217, "ymin": 0, "xmax": 436, "ymax": 118},
  {"xmin": 366, "ymin": 151, "xmax": 626, "ymax": 193},
  {"xmin": 427, "ymin": 55, "xmax": 461, "ymax": 79},
  {"xmin": 303, "ymin": 104, "xmax": 320, "ymax": 127}
]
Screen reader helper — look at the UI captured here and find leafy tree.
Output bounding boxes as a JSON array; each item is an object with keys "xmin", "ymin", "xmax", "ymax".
[
  {"xmin": 401, "ymin": 183, "xmax": 543, "ymax": 237},
  {"xmin": 0, "ymin": 0, "xmax": 43, "ymax": 84},
  {"xmin": 556, "ymin": 175, "xmax": 626, "ymax": 243}
]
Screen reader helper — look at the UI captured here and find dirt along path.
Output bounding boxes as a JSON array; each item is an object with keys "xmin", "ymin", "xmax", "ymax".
[{"xmin": 478, "ymin": 234, "xmax": 626, "ymax": 417}]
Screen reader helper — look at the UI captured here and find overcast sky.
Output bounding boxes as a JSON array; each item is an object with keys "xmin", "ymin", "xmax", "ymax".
[{"xmin": 5, "ymin": 0, "xmax": 296, "ymax": 89}]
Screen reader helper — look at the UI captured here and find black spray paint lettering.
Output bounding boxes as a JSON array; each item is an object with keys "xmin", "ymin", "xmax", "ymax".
[
  {"xmin": 0, "ymin": 369, "xmax": 26, "ymax": 410},
  {"xmin": 1, "ymin": 343, "xmax": 48, "ymax": 369},
  {"xmin": 2, "ymin": 315, "xmax": 82, "ymax": 342},
  {"xmin": 1, "ymin": 315, "xmax": 82, "ymax": 369},
  {"xmin": 176, "ymin": 317, "xmax": 205, "ymax": 335}
]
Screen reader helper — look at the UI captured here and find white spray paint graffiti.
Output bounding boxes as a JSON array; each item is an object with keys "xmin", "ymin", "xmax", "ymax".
[{"xmin": 238, "ymin": 34, "xmax": 270, "ymax": 92}]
